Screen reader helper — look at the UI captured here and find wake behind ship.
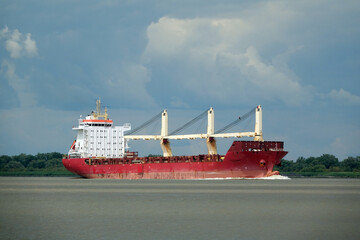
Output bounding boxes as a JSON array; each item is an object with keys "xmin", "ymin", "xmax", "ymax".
[{"xmin": 62, "ymin": 99, "xmax": 287, "ymax": 179}]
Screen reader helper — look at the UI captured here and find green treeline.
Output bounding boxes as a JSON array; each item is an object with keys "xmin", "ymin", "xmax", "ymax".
[
  {"xmin": 274, "ymin": 154, "xmax": 360, "ymax": 173},
  {"xmin": 0, "ymin": 152, "xmax": 71, "ymax": 176}
]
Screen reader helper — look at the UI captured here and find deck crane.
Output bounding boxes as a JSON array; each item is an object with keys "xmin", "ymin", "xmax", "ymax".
[{"xmin": 124, "ymin": 106, "xmax": 264, "ymax": 156}]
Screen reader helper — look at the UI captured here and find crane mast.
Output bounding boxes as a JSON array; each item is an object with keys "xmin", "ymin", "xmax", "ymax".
[{"xmin": 124, "ymin": 105, "xmax": 263, "ymax": 156}]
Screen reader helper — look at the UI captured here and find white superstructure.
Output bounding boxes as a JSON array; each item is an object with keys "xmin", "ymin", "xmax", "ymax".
[{"xmin": 68, "ymin": 99, "xmax": 131, "ymax": 158}]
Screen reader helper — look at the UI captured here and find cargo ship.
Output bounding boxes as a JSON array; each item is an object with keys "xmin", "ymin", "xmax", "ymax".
[{"xmin": 62, "ymin": 99, "xmax": 287, "ymax": 179}]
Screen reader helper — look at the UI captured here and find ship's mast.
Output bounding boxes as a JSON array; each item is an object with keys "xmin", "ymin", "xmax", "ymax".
[
  {"xmin": 160, "ymin": 110, "xmax": 172, "ymax": 157},
  {"xmin": 206, "ymin": 108, "xmax": 217, "ymax": 155},
  {"xmin": 254, "ymin": 105, "xmax": 263, "ymax": 141},
  {"xmin": 92, "ymin": 97, "xmax": 108, "ymax": 120}
]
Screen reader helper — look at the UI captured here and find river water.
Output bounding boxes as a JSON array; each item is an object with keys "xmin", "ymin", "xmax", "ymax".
[{"xmin": 0, "ymin": 177, "xmax": 359, "ymax": 240}]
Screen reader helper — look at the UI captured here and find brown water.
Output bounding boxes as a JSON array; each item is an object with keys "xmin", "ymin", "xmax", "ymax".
[{"xmin": 0, "ymin": 177, "xmax": 359, "ymax": 240}]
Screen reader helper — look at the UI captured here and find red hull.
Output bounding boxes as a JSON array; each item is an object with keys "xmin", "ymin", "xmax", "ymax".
[{"xmin": 62, "ymin": 141, "xmax": 287, "ymax": 179}]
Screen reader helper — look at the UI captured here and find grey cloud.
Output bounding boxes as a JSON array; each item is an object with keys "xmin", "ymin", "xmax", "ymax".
[
  {"xmin": 1, "ymin": 61, "xmax": 36, "ymax": 107},
  {"xmin": 101, "ymin": 62, "xmax": 157, "ymax": 108}
]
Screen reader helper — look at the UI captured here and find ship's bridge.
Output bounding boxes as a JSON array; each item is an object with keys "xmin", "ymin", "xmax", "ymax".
[
  {"xmin": 74, "ymin": 111, "xmax": 114, "ymax": 129},
  {"xmin": 82, "ymin": 119, "xmax": 113, "ymax": 127}
]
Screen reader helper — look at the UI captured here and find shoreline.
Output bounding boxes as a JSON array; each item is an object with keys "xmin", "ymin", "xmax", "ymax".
[{"xmin": 1, "ymin": 171, "xmax": 359, "ymax": 178}]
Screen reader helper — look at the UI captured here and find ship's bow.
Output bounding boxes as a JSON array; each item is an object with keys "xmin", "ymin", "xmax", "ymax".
[{"xmin": 224, "ymin": 141, "xmax": 287, "ymax": 178}]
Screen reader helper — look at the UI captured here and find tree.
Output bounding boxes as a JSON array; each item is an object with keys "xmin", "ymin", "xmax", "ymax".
[
  {"xmin": 295, "ymin": 157, "xmax": 306, "ymax": 172},
  {"xmin": 146, "ymin": 154, "xmax": 162, "ymax": 157},
  {"xmin": 275, "ymin": 160, "xmax": 295, "ymax": 172},
  {"xmin": 48, "ymin": 152, "xmax": 63, "ymax": 159},
  {"xmin": 45, "ymin": 158, "xmax": 63, "ymax": 169},
  {"xmin": 300, "ymin": 164, "xmax": 326, "ymax": 172},
  {"xmin": 341, "ymin": 157, "xmax": 360, "ymax": 172},
  {"xmin": 305, "ymin": 156, "xmax": 317, "ymax": 166},
  {"xmin": 317, "ymin": 154, "xmax": 339, "ymax": 169},
  {"xmin": 4, "ymin": 161, "xmax": 25, "ymax": 171},
  {"xmin": 28, "ymin": 159, "xmax": 46, "ymax": 169},
  {"xmin": 0, "ymin": 155, "xmax": 12, "ymax": 169},
  {"xmin": 35, "ymin": 152, "xmax": 62, "ymax": 160},
  {"xmin": 12, "ymin": 153, "xmax": 35, "ymax": 168}
]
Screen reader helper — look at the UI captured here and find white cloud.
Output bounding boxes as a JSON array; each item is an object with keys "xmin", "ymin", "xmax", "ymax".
[
  {"xmin": 0, "ymin": 26, "xmax": 9, "ymax": 37},
  {"xmin": 243, "ymin": 46, "xmax": 312, "ymax": 104},
  {"xmin": 0, "ymin": 26, "xmax": 38, "ymax": 59},
  {"xmin": 24, "ymin": 33, "xmax": 38, "ymax": 57},
  {"xmin": 144, "ymin": 17, "xmax": 250, "ymax": 62},
  {"xmin": 329, "ymin": 88, "xmax": 360, "ymax": 105},
  {"xmin": 143, "ymin": 16, "xmax": 312, "ymax": 105},
  {"xmin": 145, "ymin": 17, "xmax": 193, "ymax": 57},
  {"xmin": 5, "ymin": 38, "xmax": 22, "ymax": 58},
  {"xmin": 141, "ymin": 1, "xmax": 360, "ymax": 107}
]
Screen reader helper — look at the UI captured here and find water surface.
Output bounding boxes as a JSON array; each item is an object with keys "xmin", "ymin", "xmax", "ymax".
[{"xmin": 0, "ymin": 177, "xmax": 359, "ymax": 240}]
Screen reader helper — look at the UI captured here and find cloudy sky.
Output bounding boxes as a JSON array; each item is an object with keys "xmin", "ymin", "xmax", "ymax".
[{"xmin": 1, "ymin": 0, "xmax": 359, "ymax": 160}]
